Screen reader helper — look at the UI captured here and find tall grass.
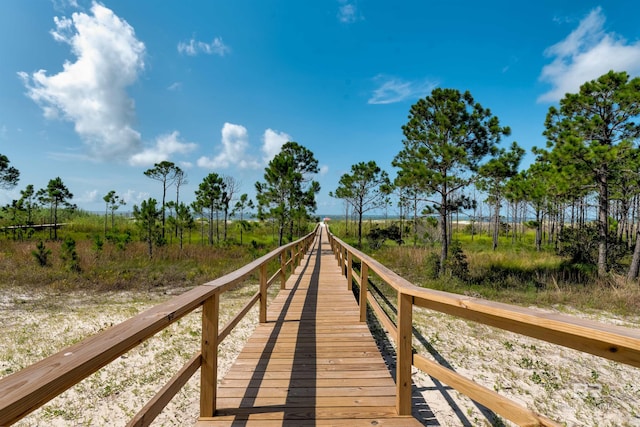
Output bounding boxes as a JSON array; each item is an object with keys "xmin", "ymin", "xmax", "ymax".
[
  {"xmin": 0, "ymin": 238, "xmax": 253, "ymax": 292},
  {"xmin": 329, "ymin": 220, "xmax": 640, "ymax": 315},
  {"xmin": 0, "ymin": 212, "xmax": 316, "ymax": 293}
]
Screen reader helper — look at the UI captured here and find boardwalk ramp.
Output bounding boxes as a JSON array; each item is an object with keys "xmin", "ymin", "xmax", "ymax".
[{"xmin": 197, "ymin": 226, "xmax": 423, "ymax": 426}]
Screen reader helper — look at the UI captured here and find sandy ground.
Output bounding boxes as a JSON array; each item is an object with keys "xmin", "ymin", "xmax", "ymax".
[
  {"xmin": 1, "ymin": 288, "xmax": 640, "ymax": 426},
  {"xmin": 401, "ymin": 306, "xmax": 640, "ymax": 427},
  {"xmin": 0, "ymin": 287, "xmax": 256, "ymax": 427}
]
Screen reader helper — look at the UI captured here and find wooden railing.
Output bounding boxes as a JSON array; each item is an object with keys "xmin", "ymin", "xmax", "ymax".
[
  {"xmin": 0, "ymin": 227, "xmax": 318, "ymax": 426},
  {"xmin": 326, "ymin": 229, "xmax": 640, "ymax": 427}
]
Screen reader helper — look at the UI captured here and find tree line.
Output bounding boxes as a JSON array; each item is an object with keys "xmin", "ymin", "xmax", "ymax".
[
  {"xmin": 331, "ymin": 70, "xmax": 640, "ymax": 281},
  {"xmin": 131, "ymin": 141, "xmax": 321, "ymax": 256},
  {"xmin": 0, "ymin": 141, "xmax": 322, "ymax": 259},
  {"xmin": 0, "ymin": 166, "xmax": 75, "ymax": 241}
]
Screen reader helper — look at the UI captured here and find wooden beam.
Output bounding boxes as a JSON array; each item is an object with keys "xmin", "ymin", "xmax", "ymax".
[
  {"xmin": 266, "ymin": 269, "xmax": 280, "ymax": 289},
  {"xmin": 396, "ymin": 292, "xmax": 413, "ymax": 416},
  {"xmin": 347, "ymin": 251, "xmax": 353, "ymax": 290},
  {"xmin": 413, "ymin": 354, "xmax": 561, "ymax": 427},
  {"xmin": 366, "ymin": 292, "xmax": 396, "ymax": 339},
  {"xmin": 280, "ymin": 251, "xmax": 286, "ymax": 289},
  {"xmin": 218, "ymin": 292, "xmax": 260, "ymax": 342},
  {"xmin": 200, "ymin": 295, "xmax": 219, "ymax": 417},
  {"xmin": 359, "ymin": 262, "xmax": 368, "ymax": 323},
  {"xmin": 259, "ymin": 263, "xmax": 267, "ymax": 324},
  {"xmin": 413, "ymin": 294, "xmax": 640, "ymax": 368},
  {"xmin": 128, "ymin": 353, "xmax": 201, "ymax": 427},
  {"xmin": 0, "ymin": 285, "xmax": 215, "ymax": 426}
]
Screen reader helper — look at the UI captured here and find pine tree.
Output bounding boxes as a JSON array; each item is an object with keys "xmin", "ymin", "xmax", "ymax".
[
  {"xmin": 544, "ymin": 71, "xmax": 640, "ymax": 276},
  {"xmin": 331, "ymin": 161, "xmax": 391, "ymax": 248},
  {"xmin": 255, "ymin": 142, "xmax": 320, "ymax": 246},
  {"xmin": 393, "ymin": 88, "xmax": 510, "ymax": 272}
]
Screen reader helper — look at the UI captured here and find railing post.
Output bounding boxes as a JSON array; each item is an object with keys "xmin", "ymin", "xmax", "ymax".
[
  {"xmin": 200, "ymin": 293, "xmax": 219, "ymax": 417},
  {"xmin": 347, "ymin": 251, "xmax": 353, "ymax": 290},
  {"xmin": 280, "ymin": 250, "xmax": 286, "ymax": 290},
  {"xmin": 343, "ymin": 248, "xmax": 348, "ymax": 276},
  {"xmin": 260, "ymin": 263, "xmax": 267, "ymax": 323},
  {"xmin": 359, "ymin": 261, "xmax": 368, "ymax": 322},
  {"xmin": 396, "ymin": 291, "xmax": 413, "ymax": 415}
]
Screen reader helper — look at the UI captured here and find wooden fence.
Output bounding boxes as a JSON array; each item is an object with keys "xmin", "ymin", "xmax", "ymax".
[
  {"xmin": 327, "ymin": 229, "xmax": 640, "ymax": 426},
  {"xmin": 0, "ymin": 227, "xmax": 317, "ymax": 426}
]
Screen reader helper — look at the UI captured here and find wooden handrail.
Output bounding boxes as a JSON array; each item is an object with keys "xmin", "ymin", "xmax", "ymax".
[
  {"xmin": 326, "ymin": 228, "xmax": 640, "ymax": 426},
  {"xmin": 0, "ymin": 226, "xmax": 318, "ymax": 426}
]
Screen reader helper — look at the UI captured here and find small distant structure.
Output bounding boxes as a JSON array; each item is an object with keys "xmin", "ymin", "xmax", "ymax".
[{"xmin": 323, "ymin": 217, "xmax": 331, "ymax": 224}]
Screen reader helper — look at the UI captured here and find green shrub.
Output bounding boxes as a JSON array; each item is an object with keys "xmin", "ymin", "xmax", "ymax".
[
  {"xmin": 558, "ymin": 224, "xmax": 626, "ymax": 271},
  {"xmin": 32, "ymin": 240, "xmax": 51, "ymax": 267},
  {"xmin": 424, "ymin": 252, "xmax": 440, "ymax": 279},
  {"xmin": 444, "ymin": 240, "xmax": 469, "ymax": 281},
  {"xmin": 61, "ymin": 237, "xmax": 81, "ymax": 272},
  {"xmin": 93, "ymin": 235, "xmax": 104, "ymax": 254},
  {"xmin": 106, "ymin": 230, "xmax": 131, "ymax": 251},
  {"xmin": 366, "ymin": 224, "xmax": 404, "ymax": 250}
]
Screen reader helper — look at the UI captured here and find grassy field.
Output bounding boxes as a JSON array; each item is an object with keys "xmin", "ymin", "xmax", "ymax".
[{"xmin": 0, "ymin": 213, "xmax": 292, "ymax": 294}]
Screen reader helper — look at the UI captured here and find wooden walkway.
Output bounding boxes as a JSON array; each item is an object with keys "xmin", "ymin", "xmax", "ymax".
[{"xmin": 196, "ymin": 226, "xmax": 423, "ymax": 426}]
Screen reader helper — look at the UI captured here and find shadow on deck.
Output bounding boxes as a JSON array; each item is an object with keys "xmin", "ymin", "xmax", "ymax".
[{"xmin": 196, "ymin": 227, "xmax": 427, "ymax": 426}]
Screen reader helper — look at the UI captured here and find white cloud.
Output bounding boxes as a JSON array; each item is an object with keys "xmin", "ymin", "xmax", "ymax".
[
  {"xmin": 167, "ymin": 82, "xmax": 182, "ymax": 91},
  {"xmin": 198, "ymin": 123, "xmax": 260, "ymax": 170},
  {"xmin": 337, "ymin": 1, "xmax": 361, "ymax": 24},
  {"xmin": 198, "ymin": 124, "xmax": 295, "ymax": 170},
  {"xmin": 19, "ymin": 2, "xmax": 145, "ymax": 160},
  {"xmin": 129, "ymin": 131, "xmax": 197, "ymax": 166},
  {"xmin": 538, "ymin": 7, "xmax": 640, "ymax": 102},
  {"xmin": 77, "ymin": 189, "xmax": 99, "ymax": 204},
  {"xmin": 122, "ymin": 189, "xmax": 149, "ymax": 205},
  {"xmin": 262, "ymin": 128, "xmax": 292, "ymax": 163},
  {"xmin": 368, "ymin": 75, "xmax": 438, "ymax": 105},
  {"xmin": 319, "ymin": 165, "xmax": 329, "ymax": 176},
  {"xmin": 178, "ymin": 37, "xmax": 230, "ymax": 56}
]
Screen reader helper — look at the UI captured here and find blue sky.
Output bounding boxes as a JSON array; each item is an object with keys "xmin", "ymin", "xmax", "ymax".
[{"xmin": 2, "ymin": 1, "xmax": 640, "ymax": 215}]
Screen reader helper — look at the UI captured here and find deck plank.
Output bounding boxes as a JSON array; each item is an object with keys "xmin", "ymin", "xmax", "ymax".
[{"xmin": 195, "ymin": 226, "xmax": 424, "ymax": 427}]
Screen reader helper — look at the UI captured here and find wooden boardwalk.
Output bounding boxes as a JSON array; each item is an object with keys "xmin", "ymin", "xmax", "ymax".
[{"xmin": 196, "ymin": 226, "xmax": 423, "ymax": 426}]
